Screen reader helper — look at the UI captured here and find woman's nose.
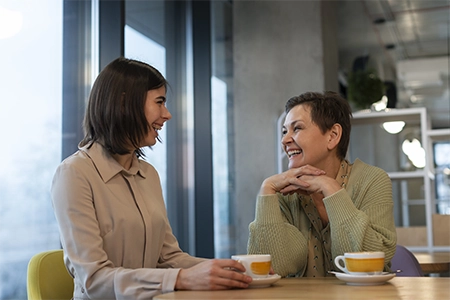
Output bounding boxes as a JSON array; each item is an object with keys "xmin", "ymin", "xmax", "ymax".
[
  {"xmin": 281, "ymin": 132, "xmax": 292, "ymax": 145},
  {"xmin": 163, "ymin": 106, "xmax": 172, "ymax": 121}
]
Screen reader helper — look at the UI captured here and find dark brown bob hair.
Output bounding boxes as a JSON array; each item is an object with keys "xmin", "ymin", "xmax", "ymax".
[{"xmin": 80, "ymin": 57, "xmax": 167, "ymax": 157}]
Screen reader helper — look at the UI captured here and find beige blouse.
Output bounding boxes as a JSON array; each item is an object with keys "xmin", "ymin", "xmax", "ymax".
[{"xmin": 51, "ymin": 142, "xmax": 204, "ymax": 299}]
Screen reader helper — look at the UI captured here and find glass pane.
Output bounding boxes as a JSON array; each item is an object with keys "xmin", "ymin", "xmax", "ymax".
[
  {"xmin": 0, "ymin": 1, "xmax": 63, "ymax": 299},
  {"xmin": 211, "ymin": 0, "xmax": 234, "ymax": 258},
  {"xmin": 434, "ymin": 142, "xmax": 450, "ymax": 214},
  {"xmin": 212, "ymin": 76, "xmax": 230, "ymax": 258},
  {"xmin": 349, "ymin": 123, "xmax": 403, "ymax": 173},
  {"xmin": 125, "ymin": 0, "xmax": 167, "ymax": 201},
  {"xmin": 392, "ymin": 178, "xmax": 427, "ymax": 227}
]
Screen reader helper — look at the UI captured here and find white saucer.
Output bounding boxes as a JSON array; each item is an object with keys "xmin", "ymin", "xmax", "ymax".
[
  {"xmin": 330, "ymin": 271, "xmax": 395, "ymax": 286},
  {"xmin": 248, "ymin": 274, "xmax": 281, "ymax": 288}
]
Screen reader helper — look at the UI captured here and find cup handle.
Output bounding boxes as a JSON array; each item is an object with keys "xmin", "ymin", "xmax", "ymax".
[
  {"xmin": 236, "ymin": 260, "xmax": 247, "ymax": 275},
  {"xmin": 334, "ymin": 255, "xmax": 348, "ymax": 273}
]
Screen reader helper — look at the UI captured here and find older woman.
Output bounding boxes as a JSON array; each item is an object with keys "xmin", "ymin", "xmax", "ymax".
[{"xmin": 247, "ymin": 91, "xmax": 396, "ymax": 277}]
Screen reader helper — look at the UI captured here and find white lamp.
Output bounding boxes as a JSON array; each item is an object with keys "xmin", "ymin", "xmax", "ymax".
[
  {"xmin": 402, "ymin": 138, "xmax": 426, "ymax": 168},
  {"xmin": 382, "ymin": 121, "xmax": 406, "ymax": 134}
]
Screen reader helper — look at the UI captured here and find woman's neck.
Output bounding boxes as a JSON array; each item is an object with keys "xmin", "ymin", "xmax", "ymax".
[
  {"xmin": 318, "ymin": 156, "xmax": 342, "ymax": 180},
  {"xmin": 111, "ymin": 152, "xmax": 134, "ymax": 170}
]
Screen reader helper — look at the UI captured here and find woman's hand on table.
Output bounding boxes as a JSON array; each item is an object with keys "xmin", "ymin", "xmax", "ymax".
[{"xmin": 175, "ymin": 259, "xmax": 253, "ymax": 290}]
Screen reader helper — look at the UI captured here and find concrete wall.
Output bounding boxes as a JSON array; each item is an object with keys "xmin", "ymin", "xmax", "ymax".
[{"xmin": 232, "ymin": 1, "xmax": 338, "ymax": 253}]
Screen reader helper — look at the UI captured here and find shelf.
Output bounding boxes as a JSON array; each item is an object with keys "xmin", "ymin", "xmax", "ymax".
[
  {"xmin": 351, "ymin": 107, "xmax": 425, "ymax": 125},
  {"xmin": 407, "ymin": 200, "xmax": 426, "ymax": 205},
  {"xmin": 408, "ymin": 246, "xmax": 450, "ymax": 252},
  {"xmin": 350, "ymin": 107, "xmax": 449, "ymax": 252},
  {"xmin": 427, "ymin": 129, "xmax": 450, "ymax": 141},
  {"xmin": 388, "ymin": 171, "xmax": 426, "ymax": 180}
]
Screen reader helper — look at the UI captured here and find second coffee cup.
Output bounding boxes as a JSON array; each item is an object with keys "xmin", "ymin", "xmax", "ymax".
[
  {"xmin": 231, "ymin": 254, "xmax": 271, "ymax": 278},
  {"xmin": 334, "ymin": 251, "xmax": 385, "ymax": 275}
]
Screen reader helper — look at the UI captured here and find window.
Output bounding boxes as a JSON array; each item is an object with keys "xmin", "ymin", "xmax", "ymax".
[
  {"xmin": 435, "ymin": 142, "xmax": 450, "ymax": 214},
  {"xmin": 0, "ymin": 1, "xmax": 63, "ymax": 298},
  {"xmin": 212, "ymin": 76, "xmax": 231, "ymax": 257},
  {"xmin": 0, "ymin": 2, "xmax": 235, "ymax": 298},
  {"xmin": 125, "ymin": 0, "xmax": 168, "ymax": 199},
  {"xmin": 211, "ymin": 0, "xmax": 234, "ymax": 258}
]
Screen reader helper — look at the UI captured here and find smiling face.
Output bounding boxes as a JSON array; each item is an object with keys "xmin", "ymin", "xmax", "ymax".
[
  {"xmin": 282, "ymin": 104, "xmax": 334, "ymax": 170},
  {"xmin": 141, "ymin": 86, "xmax": 172, "ymax": 147}
]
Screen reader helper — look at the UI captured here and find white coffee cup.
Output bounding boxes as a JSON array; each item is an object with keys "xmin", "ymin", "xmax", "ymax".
[
  {"xmin": 231, "ymin": 254, "xmax": 271, "ymax": 278},
  {"xmin": 334, "ymin": 251, "xmax": 385, "ymax": 275}
]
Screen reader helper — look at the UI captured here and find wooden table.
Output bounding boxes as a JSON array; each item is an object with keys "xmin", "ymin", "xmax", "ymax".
[
  {"xmin": 154, "ymin": 277, "xmax": 450, "ymax": 299},
  {"xmin": 414, "ymin": 252, "xmax": 450, "ymax": 274}
]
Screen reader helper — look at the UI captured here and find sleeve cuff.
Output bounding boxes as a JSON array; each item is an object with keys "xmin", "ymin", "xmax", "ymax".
[
  {"xmin": 254, "ymin": 194, "xmax": 285, "ymax": 224},
  {"xmin": 323, "ymin": 189, "xmax": 359, "ymax": 223},
  {"xmin": 162, "ymin": 268, "xmax": 181, "ymax": 293}
]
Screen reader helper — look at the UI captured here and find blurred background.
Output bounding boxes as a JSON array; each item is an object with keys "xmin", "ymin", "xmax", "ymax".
[{"xmin": 0, "ymin": 1, "xmax": 448, "ymax": 298}]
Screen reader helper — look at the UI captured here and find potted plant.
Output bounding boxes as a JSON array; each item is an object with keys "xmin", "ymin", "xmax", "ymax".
[{"xmin": 347, "ymin": 69, "xmax": 385, "ymax": 110}]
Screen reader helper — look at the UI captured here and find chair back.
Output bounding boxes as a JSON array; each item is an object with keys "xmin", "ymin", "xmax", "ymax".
[
  {"xmin": 390, "ymin": 245, "xmax": 424, "ymax": 277},
  {"xmin": 27, "ymin": 249, "xmax": 74, "ymax": 300}
]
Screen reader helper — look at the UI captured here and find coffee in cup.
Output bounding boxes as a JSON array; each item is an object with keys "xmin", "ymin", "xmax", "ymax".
[
  {"xmin": 231, "ymin": 254, "xmax": 271, "ymax": 278},
  {"xmin": 334, "ymin": 251, "xmax": 385, "ymax": 275}
]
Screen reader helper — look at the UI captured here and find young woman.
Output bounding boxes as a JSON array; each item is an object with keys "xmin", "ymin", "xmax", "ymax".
[
  {"xmin": 247, "ymin": 91, "xmax": 397, "ymax": 277},
  {"xmin": 51, "ymin": 57, "xmax": 252, "ymax": 299}
]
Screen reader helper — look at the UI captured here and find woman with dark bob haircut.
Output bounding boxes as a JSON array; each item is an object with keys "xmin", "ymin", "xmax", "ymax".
[
  {"xmin": 248, "ymin": 91, "xmax": 396, "ymax": 277},
  {"xmin": 51, "ymin": 57, "xmax": 252, "ymax": 299}
]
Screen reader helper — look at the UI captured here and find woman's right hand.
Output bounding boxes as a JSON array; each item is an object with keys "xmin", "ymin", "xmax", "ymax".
[
  {"xmin": 175, "ymin": 259, "xmax": 253, "ymax": 290},
  {"xmin": 259, "ymin": 165, "xmax": 325, "ymax": 195}
]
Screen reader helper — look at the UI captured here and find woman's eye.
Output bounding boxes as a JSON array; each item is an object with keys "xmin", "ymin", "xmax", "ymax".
[{"xmin": 294, "ymin": 126, "xmax": 300, "ymax": 132}]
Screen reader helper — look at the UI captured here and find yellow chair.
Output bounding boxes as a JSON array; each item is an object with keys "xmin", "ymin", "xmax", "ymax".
[{"xmin": 27, "ymin": 249, "xmax": 74, "ymax": 300}]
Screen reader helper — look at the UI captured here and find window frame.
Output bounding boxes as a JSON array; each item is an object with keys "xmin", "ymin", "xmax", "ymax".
[{"xmin": 62, "ymin": 0, "xmax": 216, "ymax": 257}]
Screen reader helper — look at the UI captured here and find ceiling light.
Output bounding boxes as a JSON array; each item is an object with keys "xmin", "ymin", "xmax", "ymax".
[
  {"xmin": 408, "ymin": 147, "xmax": 426, "ymax": 168},
  {"xmin": 383, "ymin": 121, "xmax": 405, "ymax": 134},
  {"xmin": 402, "ymin": 138, "xmax": 425, "ymax": 169},
  {"xmin": 410, "ymin": 95, "xmax": 424, "ymax": 103},
  {"xmin": 443, "ymin": 168, "xmax": 450, "ymax": 176}
]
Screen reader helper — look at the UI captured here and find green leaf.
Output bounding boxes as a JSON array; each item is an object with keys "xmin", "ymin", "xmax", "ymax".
[{"xmin": 347, "ymin": 69, "xmax": 385, "ymax": 109}]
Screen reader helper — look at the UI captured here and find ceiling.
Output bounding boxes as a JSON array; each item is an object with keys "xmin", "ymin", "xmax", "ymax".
[
  {"xmin": 336, "ymin": 0, "xmax": 450, "ymax": 129},
  {"xmin": 125, "ymin": 0, "xmax": 449, "ymax": 129}
]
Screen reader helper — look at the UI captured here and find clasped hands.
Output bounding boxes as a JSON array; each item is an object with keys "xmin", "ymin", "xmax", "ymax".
[{"xmin": 259, "ymin": 164, "xmax": 341, "ymax": 198}]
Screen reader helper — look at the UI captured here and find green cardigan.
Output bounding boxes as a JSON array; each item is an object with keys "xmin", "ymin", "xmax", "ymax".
[{"xmin": 247, "ymin": 159, "xmax": 397, "ymax": 277}]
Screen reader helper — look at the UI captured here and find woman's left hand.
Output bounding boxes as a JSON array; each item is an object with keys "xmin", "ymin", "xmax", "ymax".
[
  {"xmin": 259, "ymin": 165, "xmax": 325, "ymax": 195},
  {"xmin": 279, "ymin": 173, "xmax": 342, "ymax": 197}
]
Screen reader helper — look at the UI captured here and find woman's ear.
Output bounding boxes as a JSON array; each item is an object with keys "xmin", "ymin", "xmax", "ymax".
[{"xmin": 327, "ymin": 123, "xmax": 342, "ymax": 150}]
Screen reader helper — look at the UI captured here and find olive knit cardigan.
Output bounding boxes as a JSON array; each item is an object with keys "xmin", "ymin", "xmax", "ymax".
[{"xmin": 247, "ymin": 159, "xmax": 397, "ymax": 277}]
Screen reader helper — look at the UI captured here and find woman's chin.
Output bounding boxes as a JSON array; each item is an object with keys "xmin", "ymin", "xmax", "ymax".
[
  {"xmin": 142, "ymin": 137, "xmax": 157, "ymax": 148},
  {"xmin": 288, "ymin": 158, "xmax": 302, "ymax": 169},
  {"xmin": 288, "ymin": 163, "xmax": 298, "ymax": 169}
]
